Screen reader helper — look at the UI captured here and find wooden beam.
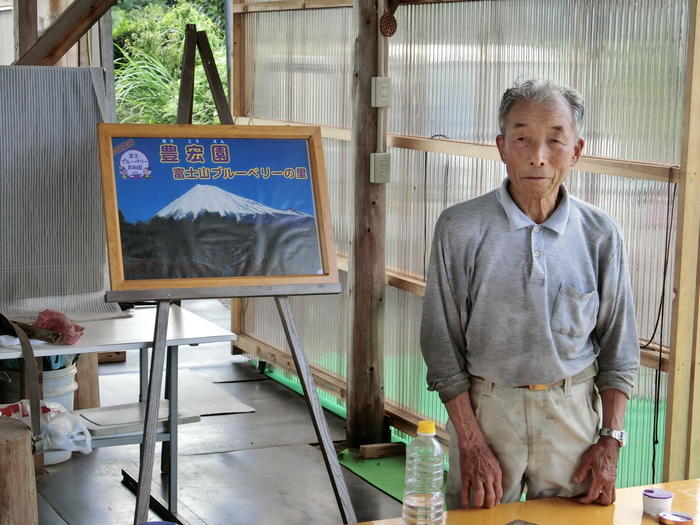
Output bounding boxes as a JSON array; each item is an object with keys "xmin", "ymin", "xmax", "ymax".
[
  {"xmin": 233, "ymin": 333, "xmax": 347, "ymax": 400},
  {"xmin": 664, "ymin": 0, "xmax": 700, "ymax": 482},
  {"xmin": 359, "ymin": 442, "xmax": 405, "ymax": 459},
  {"xmin": 14, "ymin": 0, "xmax": 117, "ymax": 66},
  {"xmin": 13, "ymin": 0, "xmax": 37, "ymax": 58},
  {"xmin": 640, "ymin": 346, "xmax": 671, "ymax": 373},
  {"xmin": 234, "ymin": 0, "xmax": 351, "ymax": 13},
  {"xmin": 232, "ymin": 0, "xmax": 486, "ymax": 13},
  {"xmin": 347, "ymin": 0, "xmax": 385, "ymax": 448},
  {"xmin": 239, "ymin": 117, "xmax": 679, "ymax": 184}
]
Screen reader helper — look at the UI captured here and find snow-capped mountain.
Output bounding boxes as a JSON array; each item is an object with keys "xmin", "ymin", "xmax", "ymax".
[
  {"xmin": 282, "ymin": 208, "xmax": 311, "ymax": 217},
  {"xmin": 155, "ymin": 184, "xmax": 310, "ymax": 220}
]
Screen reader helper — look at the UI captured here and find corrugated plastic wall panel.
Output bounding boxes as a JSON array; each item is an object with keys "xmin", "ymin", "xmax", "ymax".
[
  {"xmin": 246, "ymin": 271, "xmax": 351, "ymax": 381},
  {"xmin": 248, "ymin": 9, "xmax": 353, "ymax": 127},
  {"xmin": 243, "ymin": 1, "xmax": 684, "ymax": 485},
  {"xmin": 390, "ymin": 0, "xmax": 687, "ymax": 164}
]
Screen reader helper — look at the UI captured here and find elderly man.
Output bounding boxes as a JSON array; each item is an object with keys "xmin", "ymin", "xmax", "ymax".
[{"xmin": 420, "ymin": 80, "xmax": 639, "ymax": 509}]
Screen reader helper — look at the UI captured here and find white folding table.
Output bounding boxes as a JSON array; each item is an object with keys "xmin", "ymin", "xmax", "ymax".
[{"xmin": 0, "ymin": 304, "xmax": 236, "ymax": 523}]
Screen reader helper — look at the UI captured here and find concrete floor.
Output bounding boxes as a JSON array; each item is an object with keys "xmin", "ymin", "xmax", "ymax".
[{"xmin": 36, "ymin": 300, "xmax": 402, "ymax": 524}]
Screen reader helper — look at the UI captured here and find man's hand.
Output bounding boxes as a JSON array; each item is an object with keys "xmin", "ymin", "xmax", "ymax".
[
  {"xmin": 571, "ymin": 437, "xmax": 620, "ymax": 505},
  {"xmin": 445, "ymin": 391, "xmax": 504, "ymax": 509},
  {"xmin": 458, "ymin": 441, "xmax": 503, "ymax": 508}
]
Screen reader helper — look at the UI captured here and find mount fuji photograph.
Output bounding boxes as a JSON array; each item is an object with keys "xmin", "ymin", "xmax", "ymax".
[{"xmin": 119, "ymin": 184, "xmax": 323, "ymax": 279}]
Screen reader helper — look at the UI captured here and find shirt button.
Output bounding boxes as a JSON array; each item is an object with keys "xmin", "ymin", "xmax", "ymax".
[
  {"xmin": 533, "ymin": 226, "xmax": 540, "ymax": 232},
  {"xmin": 534, "ymin": 250, "xmax": 540, "ymax": 257}
]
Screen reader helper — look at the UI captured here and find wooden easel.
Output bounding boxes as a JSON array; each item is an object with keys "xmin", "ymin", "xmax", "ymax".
[{"xmin": 119, "ymin": 24, "xmax": 357, "ymax": 525}]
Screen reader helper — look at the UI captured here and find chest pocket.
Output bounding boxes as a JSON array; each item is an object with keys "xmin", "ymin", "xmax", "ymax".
[{"xmin": 551, "ymin": 283, "xmax": 599, "ymax": 338}]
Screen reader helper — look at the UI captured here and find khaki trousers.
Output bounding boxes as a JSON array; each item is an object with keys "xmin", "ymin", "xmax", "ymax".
[{"xmin": 446, "ymin": 374, "xmax": 601, "ymax": 509}]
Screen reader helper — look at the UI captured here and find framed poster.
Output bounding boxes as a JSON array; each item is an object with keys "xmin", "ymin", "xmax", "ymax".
[{"xmin": 98, "ymin": 123, "xmax": 338, "ymax": 294}]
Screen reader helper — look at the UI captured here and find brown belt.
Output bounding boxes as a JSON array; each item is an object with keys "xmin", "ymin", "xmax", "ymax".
[{"xmin": 473, "ymin": 362, "xmax": 597, "ymax": 392}]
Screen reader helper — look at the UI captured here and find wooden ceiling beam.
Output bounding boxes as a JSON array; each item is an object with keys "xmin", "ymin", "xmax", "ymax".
[{"xmin": 14, "ymin": 0, "xmax": 117, "ymax": 66}]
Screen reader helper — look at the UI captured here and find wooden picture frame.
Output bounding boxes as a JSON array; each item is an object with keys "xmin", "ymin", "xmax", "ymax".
[{"xmin": 98, "ymin": 123, "xmax": 338, "ymax": 294}]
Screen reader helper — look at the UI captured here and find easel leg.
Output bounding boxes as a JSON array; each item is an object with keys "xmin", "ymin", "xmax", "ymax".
[
  {"xmin": 139, "ymin": 347, "xmax": 148, "ymax": 461},
  {"xmin": 274, "ymin": 296, "xmax": 357, "ymax": 524},
  {"xmin": 134, "ymin": 300, "xmax": 170, "ymax": 525}
]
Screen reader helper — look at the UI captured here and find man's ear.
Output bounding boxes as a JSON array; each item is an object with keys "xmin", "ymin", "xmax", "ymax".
[
  {"xmin": 496, "ymin": 134, "xmax": 507, "ymax": 162},
  {"xmin": 571, "ymin": 137, "xmax": 585, "ymax": 166}
]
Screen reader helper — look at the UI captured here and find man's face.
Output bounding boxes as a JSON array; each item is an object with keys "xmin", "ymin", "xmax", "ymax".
[{"xmin": 496, "ymin": 97, "xmax": 584, "ymax": 203}]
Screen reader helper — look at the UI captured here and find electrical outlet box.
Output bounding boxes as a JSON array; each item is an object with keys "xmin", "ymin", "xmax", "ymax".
[
  {"xmin": 370, "ymin": 152, "xmax": 391, "ymax": 183},
  {"xmin": 371, "ymin": 77, "xmax": 391, "ymax": 108}
]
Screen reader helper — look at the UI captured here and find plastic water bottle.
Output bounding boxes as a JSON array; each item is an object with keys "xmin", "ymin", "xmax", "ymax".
[{"xmin": 402, "ymin": 420, "xmax": 445, "ymax": 525}]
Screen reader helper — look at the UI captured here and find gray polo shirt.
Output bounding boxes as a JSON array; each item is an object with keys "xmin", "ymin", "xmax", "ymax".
[{"xmin": 420, "ymin": 178, "xmax": 639, "ymax": 403}]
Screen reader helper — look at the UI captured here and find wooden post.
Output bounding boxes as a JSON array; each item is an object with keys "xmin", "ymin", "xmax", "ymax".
[
  {"xmin": 47, "ymin": 0, "xmax": 78, "ymax": 67},
  {"xmin": 664, "ymin": 0, "xmax": 700, "ymax": 481},
  {"xmin": 74, "ymin": 354, "xmax": 100, "ymax": 410},
  {"xmin": 230, "ymin": 297, "xmax": 244, "ymax": 354},
  {"xmin": 691, "ymin": 240, "xmax": 700, "ymax": 478},
  {"xmin": 98, "ymin": 10, "xmax": 117, "ymax": 121},
  {"xmin": 0, "ymin": 418, "xmax": 38, "ymax": 525},
  {"xmin": 231, "ymin": 0, "xmax": 246, "ymax": 345},
  {"xmin": 13, "ymin": 0, "xmax": 37, "ymax": 59},
  {"xmin": 231, "ymin": 0, "xmax": 247, "ymax": 117},
  {"xmin": 347, "ymin": 0, "xmax": 385, "ymax": 447}
]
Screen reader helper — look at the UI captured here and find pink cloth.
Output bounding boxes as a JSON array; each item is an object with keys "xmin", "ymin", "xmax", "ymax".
[{"xmin": 33, "ymin": 310, "xmax": 85, "ymax": 345}]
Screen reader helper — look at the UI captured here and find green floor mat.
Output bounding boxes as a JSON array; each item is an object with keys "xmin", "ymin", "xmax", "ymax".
[{"xmin": 338, "ymin": 449, "xmax": 406, "ymax": 501}]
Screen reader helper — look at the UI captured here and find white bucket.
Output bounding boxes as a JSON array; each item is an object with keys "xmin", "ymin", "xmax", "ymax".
[
  {"xmin": 42, "ymin": 364, "xmax": 78, "ymax": 465},
  {"xmin": 42, "ymin": 364, "xmax": 78, "ymax": 411}
]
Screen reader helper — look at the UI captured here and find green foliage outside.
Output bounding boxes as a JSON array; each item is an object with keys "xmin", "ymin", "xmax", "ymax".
[{"xmin": 113, "ymin": 0, "xmax": 228, "ymax": 124}]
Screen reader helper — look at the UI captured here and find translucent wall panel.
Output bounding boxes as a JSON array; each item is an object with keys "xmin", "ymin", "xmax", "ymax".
[
  {"xmin": 244, "ymin": 2, "xmax": 681, "ymax": 484},
  {"xmin": 386, "ymin": 149, "xmax": 505, "ymax": 279},
  {"xmin": 248, "ymin": 1, "xmax": 686, "ymax": 164},
  {"xmin": 619, "ymin": 365, "xmax": 667, "ymax": 486},
  {"xmin": 247, "ymin": 9, "xmax": 353, "ymax": 127},
  {"xmin": 391, "ymin": 0, "xmax": 687, "ymax": 164},
  {"xmin": 566, "ymin": 174, "xmax": 677, "ymax": 348},
  {"xmin": 384, "ymin": 285, "xmax": 447, "ymax": 427},
  {"xmin": 324, "ymin": 138, "xmax": 353, "ymax": 256},
  {"xmin": 386, "ymin": 147, "xmax": 676, "ymax": 346},
  {"xmin": 245, "ymin": 271, "xmax": 351, "ymax": 380}
]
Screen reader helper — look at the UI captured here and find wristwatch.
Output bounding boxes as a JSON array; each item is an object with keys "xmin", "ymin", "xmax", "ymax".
[{"xmin": 599, "ymin": 427, "xmax": 627, "ymax": 447}]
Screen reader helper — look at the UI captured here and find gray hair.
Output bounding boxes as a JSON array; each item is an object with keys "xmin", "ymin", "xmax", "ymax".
[{"xmin": 498, "ymin": 80, "xmax": 585, "ymax": 135}]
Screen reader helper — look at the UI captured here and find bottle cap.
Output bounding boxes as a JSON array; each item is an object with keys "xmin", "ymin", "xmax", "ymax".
[{"xmin": 417, "ymin": 420, "xmax": 436, "ymax": 435}]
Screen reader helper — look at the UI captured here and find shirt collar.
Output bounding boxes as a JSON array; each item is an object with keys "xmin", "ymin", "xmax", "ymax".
[{"xmin": 496, "ymin": 178, "xmax": 570, "ymax": 235}]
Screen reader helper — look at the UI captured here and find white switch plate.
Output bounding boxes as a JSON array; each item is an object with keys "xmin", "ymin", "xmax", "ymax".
[
  {"xmin": 371, "ymin": 77, "xmax": 391, "ymax": 107},
  {"xmin": 370, "ymin": 152, "xmax": 391, "ymax": 183}
]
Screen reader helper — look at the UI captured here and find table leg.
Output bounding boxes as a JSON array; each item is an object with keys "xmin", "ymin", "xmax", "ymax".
[
  {"xmin": 161, "ymin": 344, "xmax": 178, "ymax": 514},
  {"xmin": 139, "ymin": 346, "xmax": 149, "ymax": 402}
]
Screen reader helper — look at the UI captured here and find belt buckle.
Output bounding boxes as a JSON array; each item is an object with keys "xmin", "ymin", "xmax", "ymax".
[{"xmin": 528, "ymin": 384, "xmax": 550, "ymax": 391}]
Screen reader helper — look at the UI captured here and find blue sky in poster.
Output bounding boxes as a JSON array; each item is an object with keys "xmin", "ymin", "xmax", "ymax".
[{"xmin": 113, "ymin": 137, "xmax": 316, "ymax": 223}]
